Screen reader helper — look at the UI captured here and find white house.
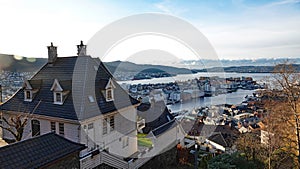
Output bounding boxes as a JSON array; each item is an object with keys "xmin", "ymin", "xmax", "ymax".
[{"xmin": 0, "ymin": 42, "xmax": 140, "ymax": 168}]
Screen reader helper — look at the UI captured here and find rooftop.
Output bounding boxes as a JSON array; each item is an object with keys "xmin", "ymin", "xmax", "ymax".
[
  {"xmin": 1, "ymin": 55, "xmax": 139, "ymax": 120},
  {"xmin": 0, "ymin": 132, "xmax": 86, "ymax": 169}
]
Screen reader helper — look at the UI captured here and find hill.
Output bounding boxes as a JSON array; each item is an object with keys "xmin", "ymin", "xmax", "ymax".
[
  {"xmin": 104, "ymin": 60, "xmax": 195, "ymax": 74},
  {"xmin": 0, "ymin": 54, "xmax": 46, "ymax": 72},
  {"xmin": 1, "ymin": 54, "xmax": 300, "ymax": 76}
]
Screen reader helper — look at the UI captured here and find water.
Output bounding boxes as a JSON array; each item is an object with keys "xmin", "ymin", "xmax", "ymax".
[
  {"xmin": 120, "ymin": 72, "xmax": 271, "ymax": 85},
  {"xmin": 118, "ymin": 72, "xmax": 267, "ymax": 112},
  {"xmin": 167, "ymin": 89, "xmax": 255, "ymax": 112}
]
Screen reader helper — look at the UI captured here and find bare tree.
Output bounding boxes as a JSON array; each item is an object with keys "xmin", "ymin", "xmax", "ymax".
[
  {"xmin": 0, "ymin": 114, "xmax": 28, "ymax": 142},
  {"xmin": 0, "ymin": 100, "xmax": 41, "ymax": 142},
  {"xmin": 262, "ymin": 62, "xmax": 300, "ymax": 167},
  {"xmin": 273, "ymin": 62, "xmax": 300, "ymax": 165}
]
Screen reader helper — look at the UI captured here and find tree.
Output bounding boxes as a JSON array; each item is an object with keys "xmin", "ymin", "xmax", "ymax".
[
  {"xmin": 262, "ymin": 99, "xmax": 297, "ymax": 169},
  {"xmin": 208, "ymin": 152, "xmax": 257, "ymax": 169},
  {"xmin": 236, "ymin": 132, "xmax": 263, "ymax": 163},
  {"xmin": 255, "ymin": 62, "xmax": 300, "ymax": 168},
  {"xmin": 0, "ymin": 114, "xmax": 28, "ymax": 142},
  {"xmin": 233, "ymin": 62, "xmax": 299, "ymax": 168},
  {"xmin": 0, "ymin": 100, "xmax": 41, "ymax": 142},
  {"xmin": 271, "ymin": 63, "xmax": 300, "ymax": 167}
]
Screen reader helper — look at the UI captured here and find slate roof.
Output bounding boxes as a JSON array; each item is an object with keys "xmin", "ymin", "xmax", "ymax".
[
  {"xmin": 137, "ymin": 101, "xmax": 174, "ymax": 134},
  {"xmin": 151, "ymin": 119, "xmax": 177, "ymax": 137},
  {"xmin": 207, "ymin": 132, "xmax": 237, "ymax": 148},
  {"xmin": 0, "ymin": 132, "xmax": 86, "ymax": 169},
  {"xmin": 0, "ymin": 56, "xmax": 139, "ymax": 120},
  {"xmin": 187, "ymin": 123, "xmax": 239, "ymax": 139}
]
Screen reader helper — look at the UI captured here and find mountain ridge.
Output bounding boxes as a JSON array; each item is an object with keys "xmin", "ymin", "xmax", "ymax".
[{"xmin": 1, "ymin": 54, "xmax": 300, "ymax": 75}]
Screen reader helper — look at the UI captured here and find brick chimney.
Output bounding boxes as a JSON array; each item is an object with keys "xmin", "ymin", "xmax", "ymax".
[
  {"xmin": 47, "ymin": 42, "xmax": 57, "ymax": 64},
  {"xmin": 77, "ymin": 41, "xmax": 86, "ymax": 56}
]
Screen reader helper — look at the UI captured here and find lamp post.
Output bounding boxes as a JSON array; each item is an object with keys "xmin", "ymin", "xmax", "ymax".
[
  {"xmin": 192, "ymin": 128, "xmax": 199, "ymax": 169},
  {"xmin": 194, "ymin": 143, "xmax": 199, "ymax": 169}
]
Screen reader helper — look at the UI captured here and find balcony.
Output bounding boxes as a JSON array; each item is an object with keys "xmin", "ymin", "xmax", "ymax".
[{"xmin": 137, "ymin": 119, "xmax": 145, "ymax": 132}]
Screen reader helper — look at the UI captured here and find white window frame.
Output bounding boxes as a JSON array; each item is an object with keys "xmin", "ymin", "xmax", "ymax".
[
  {"xmin": 105, "ymin": 78, "xmax": 115, "ymax": 102},
  {"xmin": 103, "ymin": 117, "xmax": 108, "ymax": 135},
  {"xmin": 50, "ymin": 122, "xmax": 56, "ymax": 132},
  {"xmin": 54, "ymin": 92, "xmax": 63, "ymax": 105},
  {"xmin": 110, "ymin": 116, "xmax": 115, "ymax": 131},
  {"xmin": 59, "ymin": 123, "xmax": 64, "ymax": 135},
  {"xmin": 106, "ymin": 88, "xmax": 113, "ymax": 101},
  {"xmin": 88, "ymin": 123, "xmax": 94, "ymax": 130},
  {"xmin": 122, "ymin": 136, "xmax": 129, "ymax": 148},
  {"xmin": 24, "ymin": 90, "xmax": 32, "ymax": 102}
]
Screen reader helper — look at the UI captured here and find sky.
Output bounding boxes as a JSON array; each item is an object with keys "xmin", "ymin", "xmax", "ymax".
[{"xmin": 0, "ymin": 0, "xmax": 300, "ymax": 62}]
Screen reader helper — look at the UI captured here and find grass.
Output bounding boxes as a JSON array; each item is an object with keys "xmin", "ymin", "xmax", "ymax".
[{"xmin": 137, "ymin": 133, "xmax": 153, "ymax": 148}]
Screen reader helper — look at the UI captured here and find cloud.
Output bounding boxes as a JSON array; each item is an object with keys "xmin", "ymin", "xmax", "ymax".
[
  {"xmin": 153, "ymin": 0, "xmax": 187, "ymax": 15},
  {"xmin": 268, "ymin": 0, "xmax": 300, "ymax": 6}
]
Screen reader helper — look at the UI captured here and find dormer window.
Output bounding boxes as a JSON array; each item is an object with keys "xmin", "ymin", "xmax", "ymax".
[
  {"xmin": 24, "ymin": 90, "xmax": 32, "ymax": 102},
  {"xmin": 106, "ymin": 88, "xmax": 113, "ymax": 101},
  {"xmin": 23, "ymin": 80, "xmax": 42, "ymax": 102},
  {"xmin": 105, "ymin": 78, "xmax": 115, "ymax": 102},
  {"xmin": 50, "ymin": 79, "xmax": 70, "ymax": 105},
  {"xmin": 54, "ymin": 92, "xmax": 63, "ymax": 104}
]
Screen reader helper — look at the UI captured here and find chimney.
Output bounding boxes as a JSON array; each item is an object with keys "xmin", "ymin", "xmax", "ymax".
[
  {"xmin": 77, "ymin": 41, "xmax": 87, "ymax": 56},
  {"xmin": 47, "ymin": 42, "xmax": 57, "ymax": 64}
]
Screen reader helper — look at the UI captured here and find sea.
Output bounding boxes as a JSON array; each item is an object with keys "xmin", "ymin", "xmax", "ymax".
[{"xmin": 118, "ymin": 72, "xmax": 272, "ymax": 113}]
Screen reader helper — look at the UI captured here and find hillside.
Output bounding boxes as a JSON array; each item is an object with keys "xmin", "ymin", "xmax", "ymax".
[
  {"xmin": 1, "ymin": 54, "xmax": 300, "ymax": 75},
  {"xmin": 104, "ymin": 60, "xmax": 195, "ymax": 74},
  {"xmin": 0, "ymin": 54, "xmax": 46, "ymax": 72}
]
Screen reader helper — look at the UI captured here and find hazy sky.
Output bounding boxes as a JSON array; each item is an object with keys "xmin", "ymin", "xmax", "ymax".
[{"xmin": 0, "ymin": 0, "xmax": 300, "ymax": 61}]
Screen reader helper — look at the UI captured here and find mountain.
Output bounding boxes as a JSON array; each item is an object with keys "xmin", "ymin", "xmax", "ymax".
[
  {"xmin": 196, "ymin": 65, "xmax": 300, "ymax": 73},
  {"xmin": 104, "ymin": 60, "xmax": 195, "ymax": 74},
  {"xmin": 181, "ymin": 58, "xmax": 300, "ymax": 69},
  {"xmin": 0, "ymin": 54, "xmax": 46, "ymax": 72},
  {"xmin": 1, "ymin": 53, "xmax": 300, "ymax": 75}
]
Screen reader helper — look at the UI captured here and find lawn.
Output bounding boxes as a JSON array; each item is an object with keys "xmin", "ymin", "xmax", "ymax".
[{"xmin": 137, "ymin": 133, "xmax": 153, "ymax": 148}]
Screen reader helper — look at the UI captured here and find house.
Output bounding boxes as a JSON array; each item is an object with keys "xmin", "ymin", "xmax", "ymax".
[
  {"xmin": 183, "ymin": 121, "xmax": 239, "ymax": 152},
  {"xmin": 0, "ymin": 41, "xmax": 188, "ymax": 169},
  {"xmin": 0, "ymin": 132, "xmax": 86, "ymax": 169},
  {"xmin": 0, "ymin": 42, "xmax": 141, "ymax": 168},
  {"xmin": 136, "ymin": 100, "xmax": 186, "ymax": 160},
  {"xmin": 206, "ymin": 132, "xmax": 236, "ymax": 152},
  {"xmin": 137, "ymin": 100, "xmax": 174, "ymax": 134}
]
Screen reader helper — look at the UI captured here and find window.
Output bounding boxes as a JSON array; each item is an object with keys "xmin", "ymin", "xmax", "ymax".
[
  {"xmin": 54, "ymin": 92, "xmax": 62, "ymax": 104},
  {"xmin": 106, "ymin": 88, "xmax": 113, "ymax": 101},
  {"xmin": 31, "ymin": 120, "xmax": 40, "ymax": 137},
  {"xmin": 24, "ymin": 90, "xmax": 32, "ymax": 101},
  {"xmin": 51, "ymin": 122, "xmax": 56, "ymax": 132},
  {"xmin": 88, "ymin": 123, "xmax": 94, "ymax": 129},
  {"xmin": 88, "ymin": 95, "xmax": 95, "ymax": 103},
  {"xmin": 51, "ymin": 79, "xmax": 70, "ymax": 105},
  {"xmin": 110, "ymin": 116, "xmax": 115, "ymax": 131},
  {"xmin": 105, "ymin": 78, "xmax": 115, "ymax": 102},
  {"xmin": 0, "ymin": 113, "xmax": 2, "ymax": 125},
  {"xmin": 59, "ymin": 123, "xmax": 64, "ymax": 135},
  {"xmin": 103, "ymin": 118, "xmax": 108, "ymax": 135},
  {"xmin": 122, "ymin": 136, "xmax": 129, "ymax": 148}
]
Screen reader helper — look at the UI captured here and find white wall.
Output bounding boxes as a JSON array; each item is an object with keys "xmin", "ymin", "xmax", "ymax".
[
  {"xmin": 80, "ymin": 106, "xmax": 138, "ymax": 158},
  {"xmin": 2, "ymin": 113, "xmax": 79, "ymax": 142},
  {"xmin": 142, "ymin": 122, "xmax": 185, "ymax": 158}
]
